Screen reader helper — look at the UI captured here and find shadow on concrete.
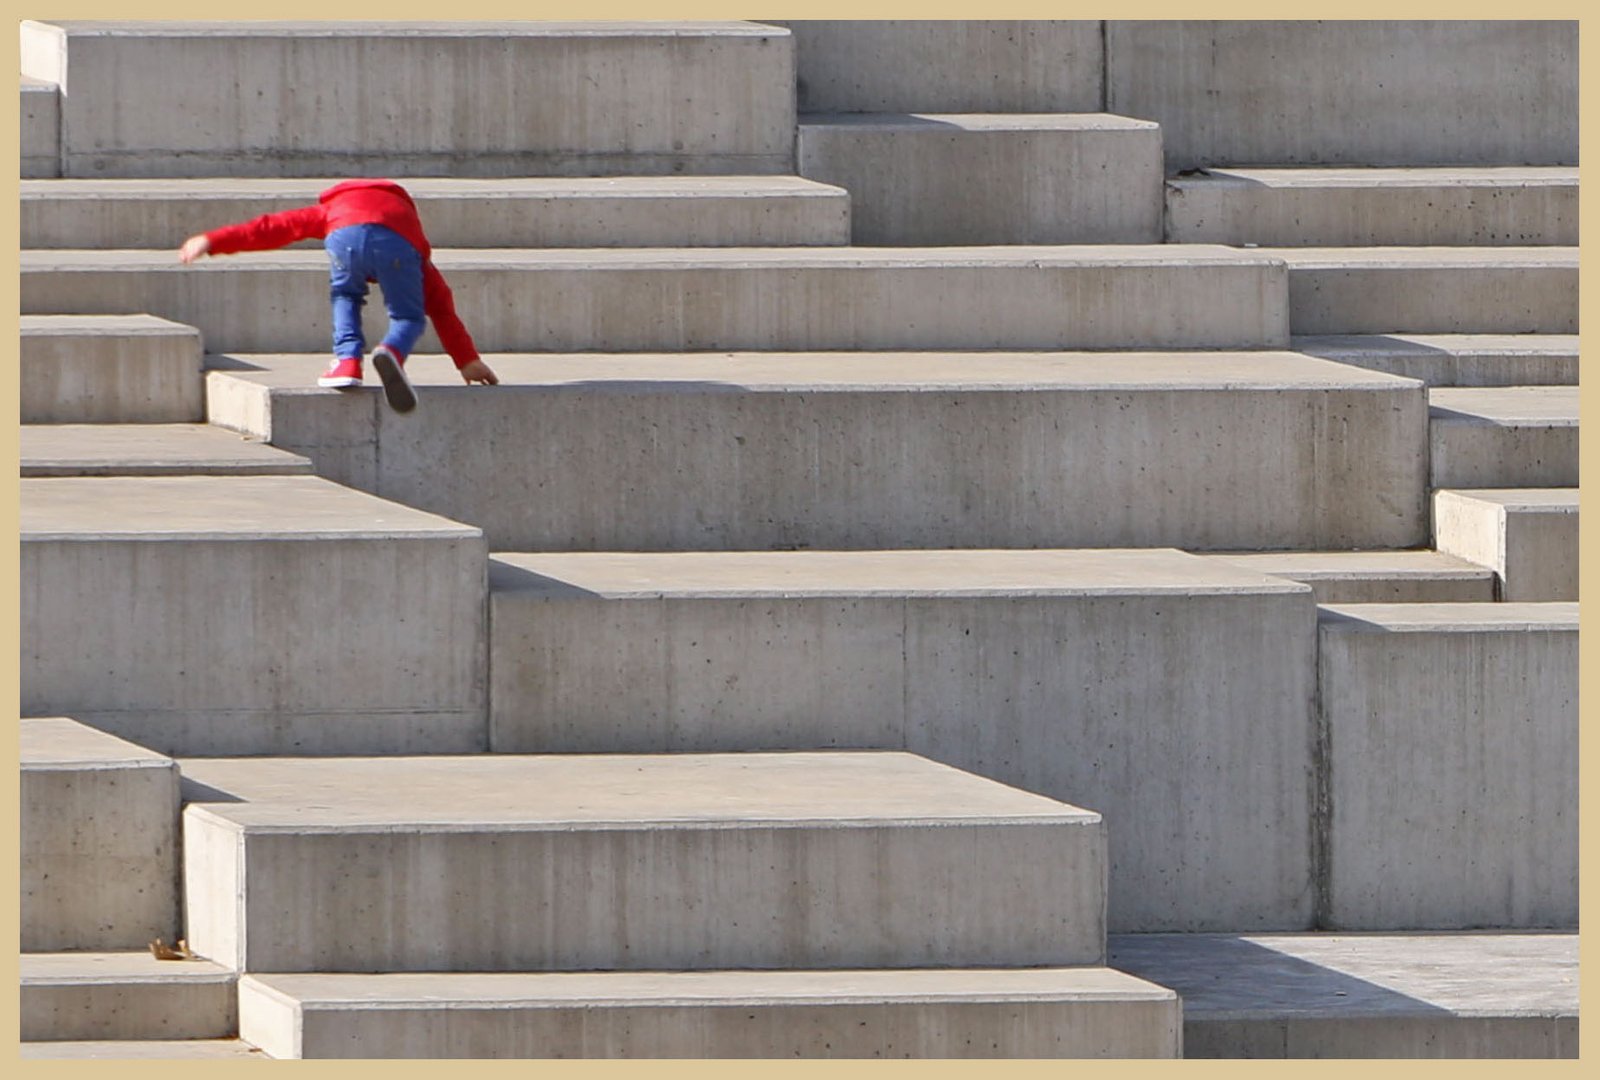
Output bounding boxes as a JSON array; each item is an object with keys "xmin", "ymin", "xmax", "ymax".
[{"xmin": 486, "ymin": 560, "xmax": 604, "ymax": 598}]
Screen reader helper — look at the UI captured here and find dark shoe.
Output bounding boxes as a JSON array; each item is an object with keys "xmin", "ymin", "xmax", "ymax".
[{"xmin": 372, "ymin": 345, "xmax": 417, "ymax": 414}]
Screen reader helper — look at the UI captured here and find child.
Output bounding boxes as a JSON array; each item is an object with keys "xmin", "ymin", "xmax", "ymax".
[{"xmin": 178, "ymin": 179, "xmax": 499, "ymax": 413}]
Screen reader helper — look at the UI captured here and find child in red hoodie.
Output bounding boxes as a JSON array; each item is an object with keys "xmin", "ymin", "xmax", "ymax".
[{"xmin": 179, "ymin": 179, "xmax": 498, "ymax": 413}]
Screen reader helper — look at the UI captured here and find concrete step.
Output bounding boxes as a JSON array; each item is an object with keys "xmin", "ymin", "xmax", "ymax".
[
  {"xmin": 1269, "ymin": 248, "xmax": 1578, "ymax": 335},
  {"xmin": 21, "ymin": 314, "xmax": 204, "ymax": 424},
  {"xmin": 772, "ymin": 21, "xmax": 1104, "ymax": 113},
  {"xmin": 1293, "ymin": 334, "xmax": 1578, "ymax": 387},
  {"xmin": 21, "ymin": 424, "xmax": 313, "ymax": 477},
  {"xmin": 1109, "ymin": 932, "xmax": 1578, "ymax": 1058},
  {"xmin": 487, "ymin": 548, "xmax": 1317, "ymax": 933},
  {"xmin": 21, "ymin": 717, "xmax": 180, "ymax": 951},
  {"xmin": 798, "ymin": 113, "xmax": 1162, "ymax": 244},
  {"xmin": 1107, "ymin": 21, "xmax": 1576, "ymax": 169},
  {"xmin": 22, "ymin": 1039, "xmax": 267, "ymax": 1059},
  {"xmin": 20, "ymin": 176, "xmax": 853, "ymax": 250},
  {"xmin": 1204, "ymin": 551, "xmax": 1495, "ymax": 604},
  {"xmin": 22, "ymin": 245, "xmax": 1292, "ymax": 353},
  {"xmin": 20, "ymin": 20, "xmax": 794, "ymax": 177},
  {"xmin": 1429, "ymin": 386, "xmax": 1578, "ymax": 489},
  {"xmin": 1317, "ymin": 603, "xmax": 1578, "ymax": 930},
  {"xmin": 178, "ymin": 751, "xmax": 1107, "ymax": 973},
  {"xmin": 1166, "ymin": 168, "xmax": 1578, "ymax": 247},
  {"xmin": 20, "ymin": 475, "xmax": 486, "ymax": 756},
  {"xmin": 21, "ymin": 75, "xmax": 59, "ymax": 178},
  {"xmin": 206, "ymin": 351, "xmax": 1426, "ymax": 552},
  {"xmin": 239, "ymin": 967, "xmax": 1179, "ymax": 1059},
  {"xmin": 1433, "ymin": 489, "xmax": 1578, "ymax": 602},
  {"xmin": 21, "ymin": 952, "xmax": 237, "ymax": 1042}
]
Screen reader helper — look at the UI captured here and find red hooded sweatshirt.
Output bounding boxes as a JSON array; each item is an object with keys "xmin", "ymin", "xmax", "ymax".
[{"xmin": 204, "ymin": 180, "xmax": 480, "ymax": 369}]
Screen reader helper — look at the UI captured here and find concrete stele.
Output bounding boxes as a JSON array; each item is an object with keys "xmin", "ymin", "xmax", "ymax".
[
  {"xmin": 20, "ymin": 313, "xmax": 205, "ymax": 424},
  {"xmin": 1433, "ymin": 488, "xmax": 1578, "ymax": 602},
  {"xmin": 1428, "ymin": 386, "xmax": 1579, "ymax": 489},
  {"xmin": 21, "ymin": 75, "xmax": 60, "ymax": 178},
  {"xmin": 21, "ymin": 952, "xmax": 238, "ymax": 1042}
]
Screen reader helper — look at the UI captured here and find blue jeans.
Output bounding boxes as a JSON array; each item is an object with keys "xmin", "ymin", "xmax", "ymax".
[{"xmin": 325, "ymin": 223, "xmax": 425, "ymax": 359}]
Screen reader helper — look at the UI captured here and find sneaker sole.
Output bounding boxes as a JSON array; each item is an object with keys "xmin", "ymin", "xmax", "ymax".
[
  {"xmin": 373, "ymin": 351, "xmax": 418, "ymax": 413},
  {"xmin": 317, "ymin": 376, "xmax": 362, "ymax": 388}
]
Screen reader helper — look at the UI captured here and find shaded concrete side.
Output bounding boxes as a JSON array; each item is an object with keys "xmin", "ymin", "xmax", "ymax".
[
  {"xmin": 21, "ymin": 76, "xmax": 60, "ymax": 178},
  {"xmin": 1284, "ymin": 261, "xmax": 1578, "ymax": 335},
  {"xmin": 21, "ymin": 955, "xmax": 237, "ymax": 1041},
  {"xmin": 21, "ymin": 317, "xmax": 205, "ymax": 424},
  {"xmin": 1429, "ymin": 416, "xmax": 1579, "ymax": 489},
  {"xmin": 1184, "ymin": 1016, "xmax": 1576, "ymax": 1058}
]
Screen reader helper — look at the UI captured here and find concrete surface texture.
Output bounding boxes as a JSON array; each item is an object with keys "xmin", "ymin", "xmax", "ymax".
[
  {"xmin": 178, "ymin": 752, "xmax": 1107, "ymax": 972},
  {"xmin": 238, "ymin": 967, "xmax": 1179, "ymax": 1059},
  {"xmin": 22, "ymin": 245, "xmax": 1293, "ymax": 353},
  {"xmin": 1317, "ymin": 603, "xmax": 1578, "ymax": 929},
  {"xmin": 798, "ymin": 113, "xmax": 1163, "ymax": 244},
  {"xmin": 1106, "ymin": 21, "xmax": 1578, "ymax": 168},
  {"xmin": 21, "ymin": 313, "xmax": 204, "ymax": 424},
  {"xmin": 20, "ymin": 423, "xmax": 314, "ymax": 477},
  {"xmin": 1428, "ymin": 386, "xmax": 1579, "ymax": 489},
  {"xmin": 20, "ymin": 20, "xmax": 796, "ymax": 177},
  {"xmin": 1166, "ymin": 167, "xmax": 1578, "ymax": 247},
  {"xmin": 1433, "ymin": 488, "xmax": 1579, "ymax": 602},
  {"xmin": 487, "ymin": 548, "xmax": 1317, "ymax": 932},
  {"xmin": 20, "ymin": 75, "xmax": 59, "ymax": 178},
  {"xmin": 1292, "ymin": 333, "xmax": 1579, "ymax": 387},
  {"xmin": 20, "ymin": 176, "xmax": 853, "ymax": 250},
  {"xmin": 22, "ymin": 952, "xmax": 238, "ymax": 1041},
  {"xmin": 21, "ymin": 718, "xmax": 182, "ymax": 951},
  {"xmin": 1108, "ymin": 932, "xmax": 1577, "ymax": 1058},
  {"xmin": 21, "ymin": 1040, "xmax": 267, "ymax": 1059},
  {"xmin": 205, "ymin": 351, "xmax": 1427, "ymax": 552},
  {"xmin": 1203, "ymin": 550, "xmax": 1496, "ymax": 604}
]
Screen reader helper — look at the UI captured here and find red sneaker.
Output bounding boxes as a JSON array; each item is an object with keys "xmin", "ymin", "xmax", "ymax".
[
  {"xmin": 372, "ymin": 345, "xmax": 417, "ymax": 414},
  {"xmin": 317, "ymin": 356, "xmax": 363, "ymax": 388}
]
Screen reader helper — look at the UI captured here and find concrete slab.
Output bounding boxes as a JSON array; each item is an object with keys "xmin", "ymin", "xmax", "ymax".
[
  {"xmin": 22, "ymin": 245, "xmax": 1292, "ymax": 353},
  {"xmin": 21, "ymin": 1040, "xmax": 267, "ymax": 1059},
  {"xmin": 1166, "ymin": 167, "xmax": 1578, "ymax": 247},
  {"xmin": 1106, "ymin": 21, "xmax": 1577, "ymax": 168},
  {"xmin": 1269, "ymin": 247, "xmax": 1578, "ymax": 335},
  {"xmin": 1429, "ymin": 386, "xmax": 1579, "ymax": 488},
  {"xmin": 178, "ymin": 751, "xmax": 1107, "ymax": 973},
  {"xmin": 798, "ymin": 113, "xmax": 1162, "ymax": 244},
  {"xmin": 240, "ymin": 967, "xmax": 1179, "ymax": 1059},
  {"xmin": 21, "ymin": 176, "xmax": 853, "ymax": 249},
  {"xmin": 21, "ymin": 717, "xmax": 180, "ymax": 951},
  {"xmin": 1204, "ymin": 550, "xmax": 1495, "ymax": 604},
  {"xmin": 21, "ymin": 313, "xmax": 204, "ymax": 424},
  {"xmin": 1433, "ymin": 489, "xmax": 1578, "ymax": 602},
  {"xmin": 22, "ymin": 952, "xmax": 237, "ymax": 1042},
  {"xmin": 21, "ymin": 75, "xmax": 59, "ymax": 178},
  {"xmin": 1294, "ymin": 334, "xmax": 1578, "ymax": 387},
  {"xmin": 21, "ymin": 423, "xmax": 313, "ymax": 477},
  {"xmin": 207, "ymin": 351, "xmax": 1427, "ymax": 552},
  {"xmin": 20, "ymin": 476, "xmax": 487, "ymax": 756},
  {"xmin": 488, "ymin": 548, "xmax": 1318, "ymax": 933},
  {"xmin": 21, "ymin": 20, "xmax": 795, "ymax": 177},
  {"xmin": 1109, "ymin": 932, "xmax": 1577, "ymax": 1058},
  {"xmin": 1318, "ymin": 603, "xmax": 1578, "ymax": 929}
]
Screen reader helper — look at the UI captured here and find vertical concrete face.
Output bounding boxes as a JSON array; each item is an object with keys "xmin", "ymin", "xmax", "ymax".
[
  {"xmin": 21, "ymin": 953, "xmax": 238, "ymax": 1041},
  {"xmin": 1433, "ymin": 489, "xmax": 1578, "ymax": 602},
  {"xmin": 1428, "ymin": 387, "xmax": 1579, "ymax": 490},
  {"xmin": 1107, "ymin": 21, "xmax": 1578, "ymax": 168},
  {"xmin": 21, "ymin": 315, "xmax": 205, "ymax": 424},
  {"xmin": 1318, "ymin": 604, "xmax": 1578, "ymax": 930},
  {"xmin": 21, "ymin": 76, "xmax": 60, "ymax": 178}
]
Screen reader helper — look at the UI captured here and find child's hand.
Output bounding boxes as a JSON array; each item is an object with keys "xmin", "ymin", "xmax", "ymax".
[
  {"xmin": 178, "ymin": 235, "xmax": 211, "ymax": 263},
  {"xmin": 460, "ymin": 359, "xmax": 499, "ymax": 385}
]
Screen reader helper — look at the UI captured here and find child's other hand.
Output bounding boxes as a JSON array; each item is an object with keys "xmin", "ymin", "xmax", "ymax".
[
  {"xmin": 178, "ymin": 235, "xmax": 211, "ymax": 263},
  {"xmin": 460, "ymin": 360, "xmax": 499, "ymax": 385}
]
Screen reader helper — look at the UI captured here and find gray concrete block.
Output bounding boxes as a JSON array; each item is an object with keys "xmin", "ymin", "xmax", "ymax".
[
  {"xmin": 21, "ymin": 177, "xmax": 852, "ymax": 250},
  {"xmin": 1107, "ymin": 21, "xmax": 1577, "ymax": 168},
  {"xmin": 21, "ymin": 718, "xmax": 181, "ymax": 951},
  {"xmin": 179, "ymin": 752, "xmax": 1108, "ymax": 973},
  {"xmin": 207, "ymin": 352, "xmax": 1425, "ymax": 553},
  {"xmin": 21, "ymin": 75, "xmax": 60, "ymax": 178},
  {"xmin": 21, "ymin": 1040, "xmax": 267, "ymax": 1059},
  {"xmin": 799, "ymin": 114, "xmax": 1162, "ymax": 245},
  {"xmin": 21, "ymin": 20, "xmax": 795, "ymax": 177},
  {"xmin": 1317, "ymin": 603, "xmax": 1578, "ymax": 929},
  {"xmin": 21, "ymin": 314, "xmax": 204, "ymax": 424},
  {"xmin": 21, "ymin": 246, "xmax": 1293, "ymax": 353},
  {"xmin": 1204, "ymin": 551, "xmax": 1496, "ymax": 604},
  {"xmin": 1273, "ymin": 248, "xmax": 1578, "ymax": 335},
  {"xmin": 1433, "ymin": 489, "xmax": 1578, "ymax": 602},
  {"xmin": 1429, "ymin": 387, "xmax": 1578, "ymax": 489},
  {"xmin": 20, "ymin": 476, "xmax": 487, "ymax": 756},
  {"xmin": 771, "ymin": 21, "xmax": 1104, "ymax": 113},
  {"xmin": 488, "ymin": 549, "xmax": 1318, "ymax": 933},
  {"xmin": 21, "ymin": 952, "xmax": 237, "ymax": 1042},
  {"xmin": 1293, "ymin": 334, "xmax": 1578, "ymax": 388},
  {"xmin": 240, "ymin": 968, "xmax": 1179, "ymax": 1059},
  {"xmin": 21, "ymin": 423, "xmax": 313, "ymax": 478},
  {"xmin": 1109, "ymin": 932, "xmax": 1578, "ymax": 1058},
  {"xmin": 1166, "ymin": 168, "xmax": 1578, "ymax": 247}
]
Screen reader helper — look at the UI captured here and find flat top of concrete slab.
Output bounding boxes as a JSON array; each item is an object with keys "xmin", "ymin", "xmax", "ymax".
[
  {"xmin": 1319, "ymin": 602, "xmax": 1578, "ymax": 633},
  {"xmin": 1108, "ymin": 933, "xmax": 1577, "ymax": 1019},
  {"xmin": 489, "ymin": 549, "xmax": 1312, "ymax": 600},
  {"xmin": 21, "ymin": 475, "xmax": 480, "ymax": 541},
  {"xmin": 21, "ymin": 717, "xmax": 174, "ymax": 769},
  {"xmin": 1293, "ymin": 333, "xmax": 1580, "ymax": 359},
  {"xmin": 801, "ymin": 113, "xmax": 1160, "ymax": 132},
  {"xmin": 20, "ymin": 313, "xmax": 198, "ymax": 336},
  {"xmin": 31, "ymin": 20, "xmax": 779, "ymax": 38},
  {"xmin": 22, "ymin": 952, "xmax": 235, "ymax": 985},
  {"xmin": 1434, "ymin": 488, "xmax": 1579, "ymax": 511},
  {"xmin": 21, "ymin": 1040, "xmax": 266, "ymax": 1060},
  {"xmin": 1429, "ymin": 385, "xmax": 1579, "ymax": 423},
  {"xmin": 21, "ymin": 424, "xmax": 312, "ymax": 472},
  {"xmin": 209, "ymin": 352, "xmax": 1419, "ymax": 393},
  {"xmin": 244, "ymin": 966, "xmax": 1173, "ymax": 1008},
  {"xmin": 1265, "ymin": 247, "xmax": 1577, "ymax": 269},
  {"xmin": 179, "ymin": 752, "xmax": 1100, "ymax": 830},
  {"xmin": 22, "ymin": 176, "xmax": 845, "ymax": 200},
  {"xmin": 1173, "ymin": 167, "xmax": 1579, "ymax": 189},
  {"xmin": 1209, "ymin": 550, "xmax": 1494, "ymax": 581}
]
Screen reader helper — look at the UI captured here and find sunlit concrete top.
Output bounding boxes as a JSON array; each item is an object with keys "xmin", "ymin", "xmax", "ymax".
[
  {"xmin": 21, "ymin": 717, "xmax": 173, "ymax": 769},
  {"xmin": 26, "ymin": 21, "xmax": 778, "ymax": 38},
  {"xmin": 1319, "ymin": 602, "xmax": 1578, "ymax": 633},
  {"xmin": 1428, "ymin": 386, "xmax": 1579, "ymax": 424}
]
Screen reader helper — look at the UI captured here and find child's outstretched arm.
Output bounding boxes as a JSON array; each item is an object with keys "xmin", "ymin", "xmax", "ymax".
[
  {"xmin": 422, "ymin": 261, "xmax": 499, "ymax": 385},
  {"xmin": 179, "ymin": 206, "xmax": 326, "ymax": 260}
]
